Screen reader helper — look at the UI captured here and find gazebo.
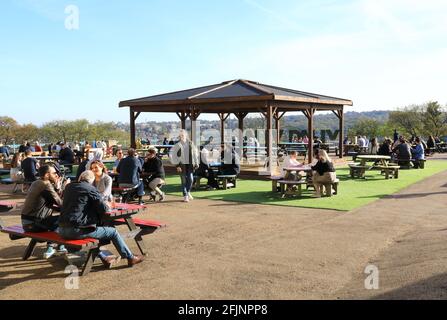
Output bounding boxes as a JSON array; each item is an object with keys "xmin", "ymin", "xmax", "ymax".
[{"xmin": 119, "ymin": 79, "xmax": 353, "ymax": 163}]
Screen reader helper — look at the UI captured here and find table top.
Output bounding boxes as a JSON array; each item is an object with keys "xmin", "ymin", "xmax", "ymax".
[
  {"xmin": 105, "ymin": 203, "xmax": 147, "ymax": 218},
  {"xmin": 356, "ymin": 155, "xmax": 391, "ymax": 160},
  {"xmin": 283, "ymin": 165, "xmax": 312, "ymax": 171}
]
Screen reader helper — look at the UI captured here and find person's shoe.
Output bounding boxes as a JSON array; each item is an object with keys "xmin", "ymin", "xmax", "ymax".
[
  {"xmin": 183, "ymin": 196, "xmax": 190, "ymax": 203},
  {"xmin": 187, "ymin": 192, "xmax": 194, "ymax": 200},
  {"xmin": 101, "ymin": 255, "xmax": 121, "ymax": 269},
  {"xmin": 158, "ymin": 192, "xmax": 165, "ymax": 202},
  {"xmin": 43, "ymin": 246, "xmax": 56, "ymax": 259},
  {"xmin": 57, "ymin": 245, "xmax": 68, "ymax": 255},
  {"xmin": 127, "ymin": 255, "xmax": 144, "ymax": 267}
]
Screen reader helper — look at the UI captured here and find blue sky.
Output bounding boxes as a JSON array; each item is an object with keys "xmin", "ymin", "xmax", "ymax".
[{"xmin": 2, "ymin": 0, "xmax": 447, "ymax": 125}]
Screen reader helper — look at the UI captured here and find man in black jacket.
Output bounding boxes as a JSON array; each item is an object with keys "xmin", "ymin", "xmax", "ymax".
[
  {"xmin": 143, "ymin": 147, "xmax": 165, "ymax": 201},
  {"xmin": 58, "ymin": 170, "xmax": 144, "ymax": 268},
  {"xmin": 117, "ymin": 148, "xmax": 145, "ymax": 205}
]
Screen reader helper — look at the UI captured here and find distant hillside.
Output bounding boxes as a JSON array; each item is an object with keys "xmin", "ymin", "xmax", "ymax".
[{"xmin": 123, "ymin": 110, "xmax": 390, "ymax": 142}]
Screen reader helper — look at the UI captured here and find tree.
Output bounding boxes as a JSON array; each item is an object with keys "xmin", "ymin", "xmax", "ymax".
[
  {"xmin": 0, "ymin": 116, "xmax": 20, "ymax": 144},
  {"xmin": 421, "ymin": 101, "xmax": 447, "ymax": 137},
  {"xmin": 349, "ymin": 118, "xmax": 381, "ymax": 138},
  {"xmin": 388, "ymin": 105, "xmax": 423, "ymax": 137}
]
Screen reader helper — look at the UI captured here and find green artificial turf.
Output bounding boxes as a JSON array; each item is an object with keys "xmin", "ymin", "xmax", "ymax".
[{"xmin": 163, "ymin": 160, "xmax": 447, "ymax": 211}]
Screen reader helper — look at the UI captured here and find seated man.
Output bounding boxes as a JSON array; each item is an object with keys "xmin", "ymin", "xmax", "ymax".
[
  {"xmin": 21, "ymin": 165, "xmax": 66, "ymax": 259},
  {"xmin": 58, "ymin": 170, "xmax": 144, "ymax": 268},
  {"xmin": 117, "ymin": 148, "xmax": 145, "ymax": 205},
  {"xmin": 59, "ymin": 143, "xmax": 75, "ymax": 172},
  {"xmin": 411, "ymin": 137, "xmax": 425, "ymax": 168},
  {"xmin": 219, "ymin": 144, "xmax": 241, "ymax": 176},
  {"xmin": 21, "ymin": 150, "xmax": 39, "ymax": 182},
  {"xmin": 142, "ymin": 147, "xmax": 166, "ymax": 202}
]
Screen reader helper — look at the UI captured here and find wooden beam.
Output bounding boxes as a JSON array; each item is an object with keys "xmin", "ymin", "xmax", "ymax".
[
  {"xmin": 266, "ymin": 104, "xmax": 273, "ymax": 172},
  {"xmin": 129, "ymin": 109, "xmax": 136, "ymax": 149},
  {"xmin": 338, "ymin": 108, "xmax": 344, "ymax": 159},
  {"xmin": 134, "ymin": 112, "xmax": 141, "ymax": 121},
  {"xmin": 307, "ymin": 108, "xmax": 315, "ymax": 164}
]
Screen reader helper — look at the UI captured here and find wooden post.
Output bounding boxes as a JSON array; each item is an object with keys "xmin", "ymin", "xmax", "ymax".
[
  {"xmin": 130, "ymin": 108, "xmax": 136, "ymax": 149},
  {"xmin": 274, "ymin": 111, "xmax": 286, "ymax": 147},
  {"xmin": 304, "ymin": 108, "xmax": 315, "ymax": 164},
  {"xmin": 176, "ymin": 111, "xmax": 188, "ymax": 130},
  {"xmin": 266, "ymin": 104, "xmax": 273, "ymax": 166},
  {"xmin": 190, "ymin": 109, "xmax": 201, "ymax": 146},
  {"xmin": 339, "ymin": 109, "xmax": 344, "ymax": 159},
  {"xmin": 218, "ymin": 113, "xmax": 230, "ymax": 146},
  {"xmin": 235, "ymin": 112, "xmax": 247, "ymax": 159},
  {"xmin": 332, "ymin": 109, "xmax": 344, "ymax": 158}
]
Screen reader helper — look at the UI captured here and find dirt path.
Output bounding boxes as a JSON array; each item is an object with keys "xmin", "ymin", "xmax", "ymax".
[{"xmin": 1, "ymin": 158, "xmax": 447, "ymax": 299}]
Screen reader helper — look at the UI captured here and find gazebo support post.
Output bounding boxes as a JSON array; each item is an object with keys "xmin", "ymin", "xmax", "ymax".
[
  {"xmin": 266, "ymin": 104, "xmax": 273, "ymax": 170},
  {"xmin": 274, "ymin": 111, "xmax": 286, "ymax": 147},
  {"xmin": 218, "ymin": 113, "xmax": 230, "ymax": 146},
  {"xmin": 129, "ymin": 109, "xmax": 141, "ymax": 149},
  {"xmin": 235, "ymin": 112, "xmax": 247, "ymax": 158},
  {"xmin": 176, "ymin": 111, "xmax": 189, "ymax": 130},
  {"xmin": 190, "ymin": 109, "xmax": 201, "ymax": 146},
  {"xmin": 303, "ymin": 108, "xmax": 315, "ymax": 163},
  {"xmin": 332, "ymin": 109, "xmax": 344, "ymax": 158}
]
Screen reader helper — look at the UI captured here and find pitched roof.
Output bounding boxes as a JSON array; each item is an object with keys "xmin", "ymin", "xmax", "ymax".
[{"xmin": 119, "ymin": 79, "xmax": 353, "ymax": 108}]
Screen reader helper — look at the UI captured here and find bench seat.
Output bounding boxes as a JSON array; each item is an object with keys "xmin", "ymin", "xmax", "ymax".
[
  {"xmin": 0, "ymin": 200, "xmax": 16, "ymax": 213},
  {"xmin": 269, "ymin": 175, "xmax": 283, "ymax": 192},
  {"xmin": 1, "ymin": 225, "xmax": 99, "ymax": 276},
  {"xmin": 216, "ymin": 175, "xmax": 237, "ymax": 190},
  {"xmin": 278, "ymin": 179, "xmax": 308, "ymax": 197},
  {"xmin": 114, "ymin": 218, "xmax": 167, "ymax": 235}
]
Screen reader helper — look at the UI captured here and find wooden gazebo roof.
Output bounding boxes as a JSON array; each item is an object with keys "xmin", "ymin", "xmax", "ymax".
[
  {"xmin": 119, "ymin": 79, "xmax": 352, "ymax": 113},
  {"xmin": 119, "ymin": 79, "xmax": 352, "ymax": 163}
]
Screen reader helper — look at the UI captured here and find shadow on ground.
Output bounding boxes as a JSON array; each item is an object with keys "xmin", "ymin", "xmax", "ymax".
[{"xmin": 372, "ymin": 273, "xmax": 447, "ymax": 300}]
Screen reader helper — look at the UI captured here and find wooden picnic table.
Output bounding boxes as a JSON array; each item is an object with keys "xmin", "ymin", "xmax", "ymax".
[
  {"xmin": 356, "ymin": 155, "xmax": 391, "ymax": 166},
  {"xmin": 103, "ymin": 202, "xmax": 148, "ymax": 256}
]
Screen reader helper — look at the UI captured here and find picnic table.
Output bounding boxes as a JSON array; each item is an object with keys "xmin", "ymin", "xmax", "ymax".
[
  {"xmin": 104, "ymin": 202, "xmax": 149, "ymax": 255},
  {"xmin": 278, "ymin": 165, "xmax": 313, "ymax": 197},
  {"xmin": 351, "ymin": 155, "xmax": 399, "ymax": 179},
  {"xmin": 356, "ymin": 155, "xmax": 391, "ymax": 166},
  {"xmin": 0, "ymin": 202, "xmax": 165, "ymax": 275}
]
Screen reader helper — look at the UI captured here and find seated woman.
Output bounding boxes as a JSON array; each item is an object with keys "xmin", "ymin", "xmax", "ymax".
[
  {"xmin": 10, "ymin": 152, "xmax": 24, "ymax": 183},
  {"xmin": 90, "ymin": 160, "xmax": 113, "ymax": 202},
  {"xmin": 377, "ymin": 138, "xmax": 392, "ymax": 156},
  {"xmin": 311, "ymin": 149, "xmax": 336, "ymax": 198},
  {"xmin": 281, "ymin": 151, "xmax": 301, "ymax": 179},
  {"xmin": 142, "ymin": 147, "xmax": 166, "ymax": 202}
]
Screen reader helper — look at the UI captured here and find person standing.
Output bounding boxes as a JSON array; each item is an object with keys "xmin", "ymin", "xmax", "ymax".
[{"xmin": 170, "ymin": 130, "xmax": 199, "ymax": 203}]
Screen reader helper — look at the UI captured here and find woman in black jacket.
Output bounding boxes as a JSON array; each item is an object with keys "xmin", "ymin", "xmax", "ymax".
[{"xmin": 311, "ymin": 149, "xmax": 336, "ymax": 197}]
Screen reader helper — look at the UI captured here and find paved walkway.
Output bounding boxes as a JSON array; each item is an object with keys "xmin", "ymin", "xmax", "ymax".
[{"xmin": 0, "ymin": 156, "xmax": 446, "ymax": 299}]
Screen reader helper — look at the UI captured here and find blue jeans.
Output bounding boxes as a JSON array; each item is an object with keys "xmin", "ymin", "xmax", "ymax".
[
  {"xmin": 58, "ymin": 226, "xmax": 134, "ymax": 259},
  {"xmin": 180, "ymin": 171, "xmax": 194, "ymax": 196}
]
